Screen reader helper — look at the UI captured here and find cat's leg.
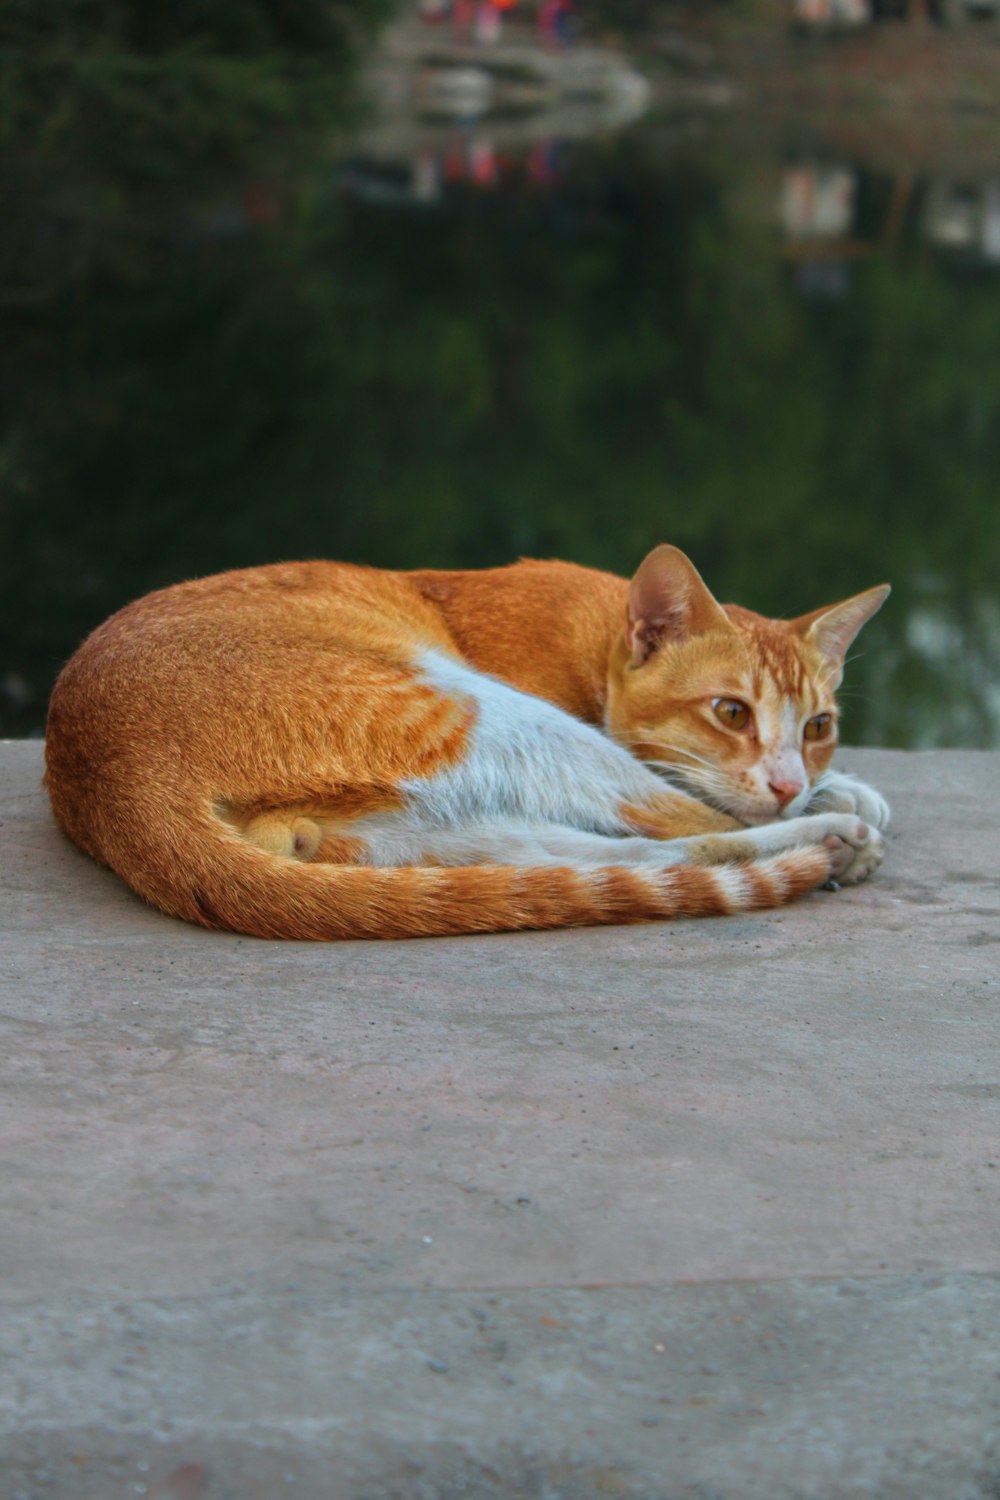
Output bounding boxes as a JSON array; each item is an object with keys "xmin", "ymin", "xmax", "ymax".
[
  {"xmin": 682, "ymin": 811, "xmax": 883, "ymax": 886},
  {"xmin": 805, "ymin": 770, "xmax": 891, "ymax": 831},
  {"xmin": 241, "ymin": 811, "xmax": 325, "ymax": 859},
  {"xmin": 341, "ymin": 819, "xmax": 694, "ymax": 869},
  {"xmin": 391, "ymin": 813, "xmax": 877, "ymax": 884},
  {"xmin": 324, "ymin": 807, "xmax": 879, "ymax": 886},
  {"xmin": 238, "ymin": 805, "xmax": 700, "ymax": 870},
  {"xmin": 237, "ymin": 798, "xmax": 879, "ymax": 886},
  {"xmin": 237, "ymin": 808, "xmax": 364, "ymax": 864}
]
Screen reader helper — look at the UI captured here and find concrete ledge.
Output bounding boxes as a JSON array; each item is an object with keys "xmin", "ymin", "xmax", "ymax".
[{"xmin": 2, "ymin": 743, "xmax": 999, "ymax": 1498}]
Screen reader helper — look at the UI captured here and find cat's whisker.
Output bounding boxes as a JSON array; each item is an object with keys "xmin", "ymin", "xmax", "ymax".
[
  {"xmin": 644, "ymin": 750, "xmax": 732, "ymax": 783},
  {"xmin": 656, "ymin": 747, "xmax": 721, "ymax": 772},
  {"xmin": 642, "ymin": 759, "xmax": 738, "ymax": 813},
  {"xmin": 815, "ymin": 667, "xmax": 844, "ymax": 696},
  {"xmin": 644, "ymin": 757, "xmax": 729, "ymax": 789},
  {"xmin": 616, "ymin": 736, "xmax": 722, "ymax": 775}
]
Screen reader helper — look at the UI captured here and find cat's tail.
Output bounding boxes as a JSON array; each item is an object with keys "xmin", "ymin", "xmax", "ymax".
[{"xmin": 89, "ymin": 799, "xmax": 841, "ymax": 938}]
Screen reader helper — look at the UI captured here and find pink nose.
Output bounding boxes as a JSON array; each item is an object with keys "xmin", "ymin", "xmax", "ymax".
[{"xmin": 769, "ymin": 779, "xmax": 804, "ymax": 810}]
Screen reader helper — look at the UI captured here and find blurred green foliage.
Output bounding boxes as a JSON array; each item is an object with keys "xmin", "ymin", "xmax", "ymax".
[
  {"xmin": 0, "ymin": 0, "xmax": 391, "ymax": 292},
  {"xmin": 578, "ymin": 0, "xmax": 732, "ymax": 33}
]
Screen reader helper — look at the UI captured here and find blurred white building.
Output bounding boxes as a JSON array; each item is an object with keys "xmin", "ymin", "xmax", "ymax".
[{"xmin": 782, "ymin": 165, "xmax": 857, "ymax": 239}]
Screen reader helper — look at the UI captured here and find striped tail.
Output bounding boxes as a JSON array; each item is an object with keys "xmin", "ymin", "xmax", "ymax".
[{"xmin": 133, "ymin": 822, "xmax": 839, "ymax": 939}]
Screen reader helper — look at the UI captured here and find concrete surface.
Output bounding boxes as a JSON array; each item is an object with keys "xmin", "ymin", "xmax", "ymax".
[{"xmin": 1, "ymin": 741, "xmax": 998, "ymax": 1499}]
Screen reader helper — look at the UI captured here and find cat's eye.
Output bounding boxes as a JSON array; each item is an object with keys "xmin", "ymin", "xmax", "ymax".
[
  {"xmin": 804, "ymin": 713, "xmax": 833, "ymax": 742},
  {"xmin": 711, "ymin": 698, "xmax": 751, "ymax": 732}
]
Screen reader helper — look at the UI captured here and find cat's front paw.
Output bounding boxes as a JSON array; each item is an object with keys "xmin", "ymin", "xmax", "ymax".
[
  {"xmin": 808, "ymin": 771, "xmax": 891, "ymax": 832},
  {"xmin": 815, "ymin": 814, "xmax": 885, "ymax": 886}
]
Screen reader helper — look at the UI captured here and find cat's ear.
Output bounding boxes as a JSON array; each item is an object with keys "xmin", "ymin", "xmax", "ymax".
[
  {"xmin": 787, "ymin": 584, "xmax": 891, "ymax": 685},
  {"xmin": 626, "ymin": 545, "xmax": 733, "ymax": 667}
]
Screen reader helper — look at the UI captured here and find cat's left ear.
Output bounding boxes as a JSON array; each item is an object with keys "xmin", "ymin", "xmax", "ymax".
[
  {"xmin": 787, "ymin": 584, "xmax": 891, "ymax": 686},
  {"xmin": 627, "ymin": 545, "xmax": 733, "ymax": 666}
]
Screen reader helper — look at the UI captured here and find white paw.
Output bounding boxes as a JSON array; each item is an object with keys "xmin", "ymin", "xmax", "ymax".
[
  {"xmin": 808, "ymin": 772, "xmax": 891, "ymax": 832},
  {"xmin": 810, "ymin": 812, "xmax": 885, "ymax": 886}
]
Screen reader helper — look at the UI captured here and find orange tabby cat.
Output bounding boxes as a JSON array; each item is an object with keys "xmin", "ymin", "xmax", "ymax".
[{"xmin": 44, "ymin": 545, "xmax": 890, "ymax": 939}]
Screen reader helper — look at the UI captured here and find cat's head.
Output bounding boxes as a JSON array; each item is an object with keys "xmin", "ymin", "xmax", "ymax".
[{"xmin": 605, "ymin": 545, "xmax": 890, "ymax": 824}]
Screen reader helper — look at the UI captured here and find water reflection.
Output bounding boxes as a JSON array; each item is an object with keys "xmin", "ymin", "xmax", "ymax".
[
  {"xmin": 794, "ymin": 0, "xmax": 1000, "ymax": 27},
  {"xmin": 781, "ymin": 161, "xmax": 1000, "ymax": 289},
  {"xmin": 354, "ymin": 4, "xmax": 650, "ymax": 199},
  {"xmin": 1, "ymin": 2, "xmax": 999, "ymax": 746}
]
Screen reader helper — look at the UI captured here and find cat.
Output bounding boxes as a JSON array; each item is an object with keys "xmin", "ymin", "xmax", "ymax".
[{"xmin": 44, "ymin": 544, "xmax": 890, "ymax": 940}]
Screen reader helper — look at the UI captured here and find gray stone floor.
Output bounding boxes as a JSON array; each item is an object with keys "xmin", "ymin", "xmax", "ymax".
[{"xmin": 2, "ymin": 742, "xmax": 998, "ymax": 1499}]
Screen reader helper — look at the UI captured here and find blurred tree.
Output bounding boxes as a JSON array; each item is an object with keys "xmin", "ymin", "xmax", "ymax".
[
  {"xmin": 0, "ymin": 0, "xmax": 392, "ymax": 296},
  {"xmin": 577, "ymin": 0, "xmax": 732, "ymax": 32}
]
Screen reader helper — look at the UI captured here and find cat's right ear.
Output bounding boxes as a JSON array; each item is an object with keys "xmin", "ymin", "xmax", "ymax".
[
  {"xmin": 787, "ymin": 584, "xmax": 891, "ymax": 686},
  {"xmin": 626, "ymin": 545, "xmax": 732, "ymax": 667}
]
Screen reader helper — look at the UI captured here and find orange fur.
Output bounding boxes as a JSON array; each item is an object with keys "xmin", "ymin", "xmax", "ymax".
[{"xmin": 44, "ymin": 550, "xmax": 890, "ymax": 939}]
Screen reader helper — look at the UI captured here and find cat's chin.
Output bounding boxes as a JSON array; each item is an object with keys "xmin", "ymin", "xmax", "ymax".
[
  {"xmin": 733, "ymin": 809, "xmax": 779, "ymax": 827},
  {"xmin": 738, "ymin": 797, "xmax": 812, "ymax": 826},
  {"xmin": 728, "ymin": 798, "xmax": 805, "ymax": 826}
]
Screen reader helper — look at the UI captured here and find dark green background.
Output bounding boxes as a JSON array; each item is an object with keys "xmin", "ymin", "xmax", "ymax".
[{"xmin": 3, "ymin": 1, "xmax": 998, "ymax": 745}]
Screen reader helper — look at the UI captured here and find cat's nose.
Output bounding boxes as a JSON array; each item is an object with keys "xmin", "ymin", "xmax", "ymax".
[{"xmin": 769, "ymin": 778, "xmax": 804, "ymax": 810}]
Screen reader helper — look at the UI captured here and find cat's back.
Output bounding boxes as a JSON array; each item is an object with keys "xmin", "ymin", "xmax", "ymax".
[
  {"xmin": 45, "ymin": 561, "xmax": 455, "ymax": 819},
  {"xmin": 51, "ymin": 560, "xmax": 453, "ymax": 699}
]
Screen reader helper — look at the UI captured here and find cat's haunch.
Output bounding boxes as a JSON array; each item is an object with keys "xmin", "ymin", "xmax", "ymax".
[{"xmin": 44, "ymin": 547, "xmax": 890, "ymax": 938}]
